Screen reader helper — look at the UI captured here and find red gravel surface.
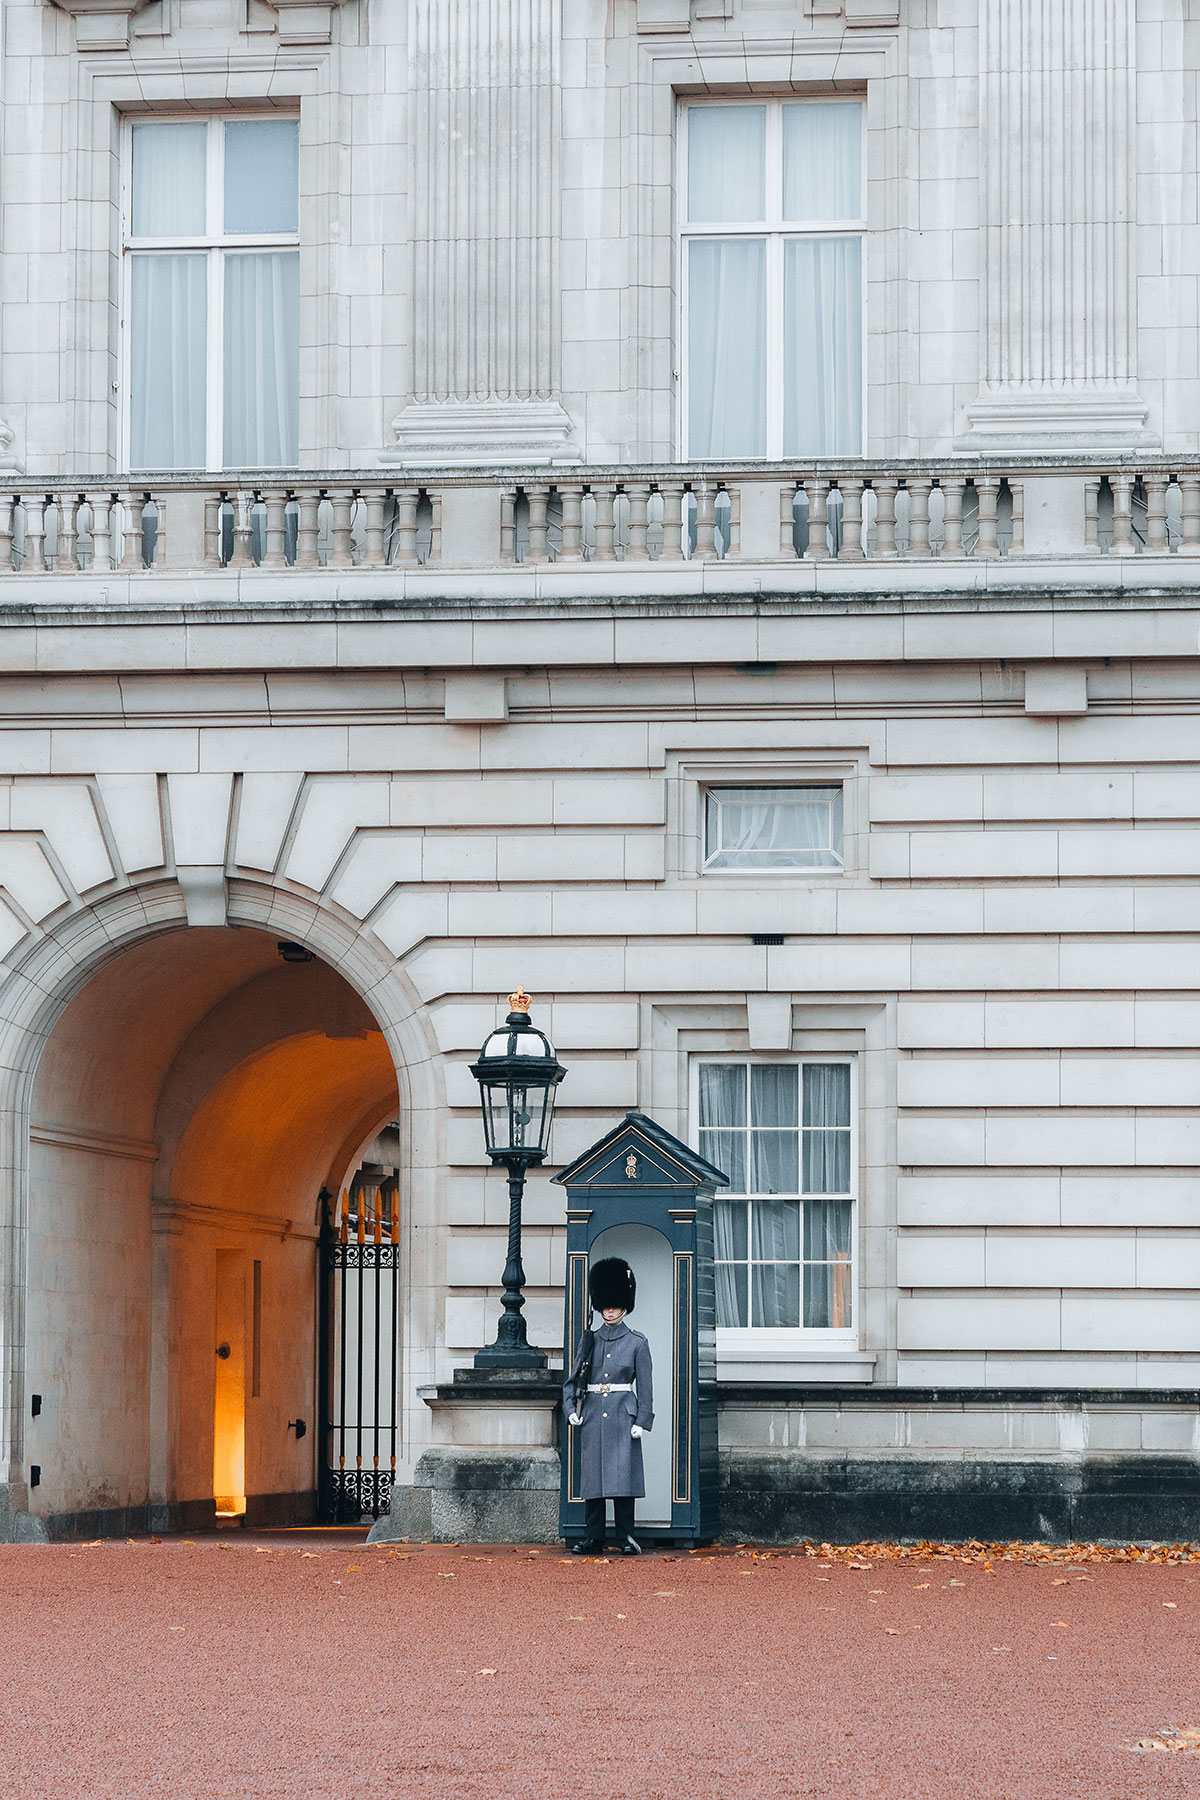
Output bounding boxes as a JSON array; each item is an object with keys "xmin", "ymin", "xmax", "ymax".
[{"xmin": 3, "ymin": 1534, "xmax": 1200, "ymax": 1798}]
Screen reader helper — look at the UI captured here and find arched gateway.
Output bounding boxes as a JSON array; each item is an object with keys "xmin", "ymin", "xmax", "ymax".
[{"xmin": 0, "ymin": 880, "xmax": 436, "ymax": 1541}]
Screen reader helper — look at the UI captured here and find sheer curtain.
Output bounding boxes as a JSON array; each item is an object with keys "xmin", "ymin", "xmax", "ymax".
[
  {"xmin": 223, "ymin": 251, "xmax": 300, "ymax": 466},
  {"xmin": 802, "ymin": 1066, "xmax": 852, "ymax": 1329},
  {"xmin": 224, "ymin": 119, "xmax": 300, "ymax": 234},
  {"xmin": 784, "ymin": 236, "xmax": 862, "ymax": 456},
  {"xmin": 131, "ymin": 122, "xmax": 206, "ymax": 236},
  {"xmin": 749, "ymin": 1065, "xmax": 801, "ymax": 1327},
  {"xmin": 700, "ymin": 1064, "xmax": 749, "ymax": 1326},
  {"xmin": 129, "ymin": 255, "xmax": 207, "ymax": 469},
  {"xmin": 707, "ymin": 787, "xmax": 841, "ymax": 868},
  {"xmin": 688, "ymin": 239, "xmax": 766, "ymax": 458},
  {"xmin": 687, "ymin": 105, "xmax": 765, "ymax": 222},
  {"xmin": 782, "ymin": 102, "xmax": 862, "ymax": 221}
]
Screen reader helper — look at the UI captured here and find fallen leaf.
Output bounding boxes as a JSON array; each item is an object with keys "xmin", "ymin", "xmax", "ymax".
[
  {"xmin": 1163, "ymin": 1602, "xmax": 1178, "ymax": 1609},
  {"xmin": 81, "ymin": 1541, "xmax": 102, "ymax": 1549},
  {"xmin": 1052, "ymin": 1578, "xmax": 1069, "ymax": 1586},
  {"xmin": 1129, "ymin": 1728, "xmax": 1200, "ymax": 1755},
  {"xmin": 616, "ymin": 1613, "xmax": 626, "ymax": 1620},
  {"xmin": 848, "ymin": 1562, "xmax": 872, "ymax": 1571},
  {"xmin": 347, "ymin": 1565, "xmax": 361, "ymax": 1572},
  {"xmin": 1051, "ymin": 1620, "xmax": 1069, "ymax": 1628},
  {"xmin": 436, "ymin": 1573, "xmax": 456, "ymax": 1580},
  {"xmin": 655, "ymin": 1591, "xmax": 678, "ymax": 1597},
  {"xmin": 948, "ymin": 1579, "xmax": 966, "ymax": 1587},
  {"xmin": 169, "ymin": 1626, "xmax": 184, "ymax": 1632},
  {"xmin": 567, "ymin": 1616, "xmax": 586, "ymax": 1621},
  {"xmin": 884, "ymin": 1628, "xmax": 901, "ymax": 1636},
  {"xmin": 914, "ymin": 1583, "xmax": 930, "ymax": 1590},
  {"xmin": 870, "ymin": 1589, "xmax": 884, "ymax": 1595},
  {"xmin": 476, "ymin": 1669, "xmax": 497, "ymax": 1676},
  {"xmin": 991, "ymin": 1645, "xmax": 1013, "ymax": 1652},
  {"xmin": 301, "ymin": 1552, "xmax": 321, "ymax": 1559}
]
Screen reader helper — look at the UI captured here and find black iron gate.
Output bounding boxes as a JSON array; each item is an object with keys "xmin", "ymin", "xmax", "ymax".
[{"xmin": 318, "ymin": 1183, "xmax": 399, "ymax": 1523}]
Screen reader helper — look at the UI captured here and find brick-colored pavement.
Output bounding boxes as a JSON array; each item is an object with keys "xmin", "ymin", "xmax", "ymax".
[{"xmin": 2, "ymin": 1534, "xmax": 1200, "ymax": 1798}]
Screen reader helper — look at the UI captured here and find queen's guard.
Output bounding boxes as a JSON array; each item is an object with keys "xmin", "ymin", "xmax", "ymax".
[{"xmin": 563, "ymin": 1257, "xmax": 654, "ymax": 1555}]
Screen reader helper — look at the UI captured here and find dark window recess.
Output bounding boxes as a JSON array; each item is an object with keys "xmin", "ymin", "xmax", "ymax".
[
  {"xmin": 30, "ymin": 1393, "xmax": 41, "ymax": 1417},
  {"xmin": 29, "ymin": 1465, "xmax": 40, "ymax": 1487},
  {"xmin": 750, "ymin": 934, "xmax": 785, "ymax": 946}
]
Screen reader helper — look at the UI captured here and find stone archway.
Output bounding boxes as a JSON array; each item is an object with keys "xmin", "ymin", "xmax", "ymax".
[{"xmin": 0, "ymin": 880, "xmax": 441, "ymax": 1540}]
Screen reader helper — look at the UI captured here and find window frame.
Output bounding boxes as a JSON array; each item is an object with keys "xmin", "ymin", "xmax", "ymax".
[
  {"xmin": 690, "ymin": 1054, "xmax": 859, "ymax": 1350},
  {"xmin": 702, "ymin": 782, "xmax": 845, "ymax": 876},
  {"xmin": 119, "ymin": 111, "xmax": 301, "ymax": 473},
  {"xmin": 677, "ymin": 95, "xmax": 868, "ymax": 462}
]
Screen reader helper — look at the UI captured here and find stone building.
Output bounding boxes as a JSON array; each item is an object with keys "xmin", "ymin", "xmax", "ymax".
[{"xmin": 1, "ymin": 0, "xmax": 1199, "ymax": 1545}]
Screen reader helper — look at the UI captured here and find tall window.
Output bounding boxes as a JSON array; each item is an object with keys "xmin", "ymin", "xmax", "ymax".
[
  {"xmin": 125, "ymin": 117, "xmax": 300, "ymax": 470},
  {"xmin": 697, "ymin": 1061, "xmax": 855, "ymax": 1333},
  {"xmin": 682, "ymin": 100, "xmax": 864, "ymax": 460}
]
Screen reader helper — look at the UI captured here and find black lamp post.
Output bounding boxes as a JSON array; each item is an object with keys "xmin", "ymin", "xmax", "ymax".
[{"xmin": 470, "ymin": 987, "xmax": 566, "ymax": 1369}]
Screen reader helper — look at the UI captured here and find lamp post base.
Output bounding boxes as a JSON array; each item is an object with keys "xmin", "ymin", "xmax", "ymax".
[{"xmin": 473, "ymin": 1340, "xmax": 548, "ymax": 1371}]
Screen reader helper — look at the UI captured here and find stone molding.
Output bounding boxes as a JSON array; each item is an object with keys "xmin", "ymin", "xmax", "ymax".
[{"xmin": 48, "ymin": 0, "xmax": 352, "ymax": 48}]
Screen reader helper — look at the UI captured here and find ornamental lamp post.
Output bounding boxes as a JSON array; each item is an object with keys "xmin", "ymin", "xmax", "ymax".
[{"xmin": 469, "ymin": 986, "xmax": 566, "ymax": 1369}]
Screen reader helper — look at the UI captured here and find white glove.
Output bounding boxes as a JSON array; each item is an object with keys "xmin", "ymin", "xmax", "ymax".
[
  {"xmin": 631, "ymin": 1425, "xmax": 644, "ymax": 1438},
  {"xmin": 568, "ymin": 1412, "xmax": 582, "ymax": 1427}
]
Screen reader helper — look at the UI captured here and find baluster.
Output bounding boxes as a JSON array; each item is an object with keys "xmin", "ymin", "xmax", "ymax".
[
  {"xmin": 361, "ymin": 486, "xmax": 388, "ymax": 568},
  {"xmin": 906, "ymin": 479, "xmax": 932, "ymax": 558},
  {"xmin": 500, "ymin": 490, "xmax": 517, "ymax": 563},
  {"xmin": 1007, "ymin": 481, "xmax": 1023, "ymax": 556},
  {"xmin": 58, "ymin": 494, "xmax": 79, "ymax": 572},
  {"xmin": 658, "ymin": 482, "xmax": 685, "ymax": 560},
  {"xmin": 1178, "ymin": 475, "xmax": 1200, "ymax": 555},
  {"xmin": 393, "ymin": 488, "xmax": 419, "ymax": 564},
  {"xmin": 525, "ymin": 484, "xmax": 549, "ymax": 564},
  {"xmin": 781, "ymin": 484, "xmax": 798, "ymax": 557},
  {"xmin": 329, "ymin": 489, "xmax": 354, "ymax": 568},
  {"xmin": 939, "ymin": 478, "xmax": 966, "ymax": 559},
  {"xmin": 118, "ymin": 492, "xmax": 145, "ymax": 570},
  {"xmin": 204, "ymin": 494, "xmax": 223, "ymax": 567},
  {"xmin": 1110, "ymin": 473, "xmax": 1135, "ymax": 555},
  {"xmin": 229, "ymin": 491, "xmax": 254, "ymax": 568},
  {"xmin": 834, "ymin": 480, "xmax": 863, "ymax": 561},
  {"xmin": 975, "ymin": 476, "xmax": 1000, "ymax": 558},
  {"xmin": 91, "ymin": 493, "xmax": 113, "ymax": 570},
  {"xmin": 592, "ymin": 484, "xmax": 616, "ymax": 561},
  {"xmin": 295, "ymin": 490, "xmax": 321, "ymax": 568},
  {"xmin": 558, "ymin": 483, "xmax": 584, "ymax": 562},
  {"xmin": 261, "ymin": 488, "xmax": 289, "ymax": 569},
  {"xmin": 1083, "ymin": 477, "xmax": 1101, "ymax": 555},
  {"xmin": 0, "ymin": 494, "xmax": 13, "ymax": 572},
  {"xmin": 1144, "ymin": 472, "xmax": 1169, "ymax": 553},
  {"xmin": 804, "ymin": 479, "xmax": 830, "ymax": 561},
  {"xmin": 694, "ymin": 482, "xmax": 717, "ymax": 559},
  {"xmin": 871, "ymin": 479, "xmax": 898, "ymax": 559},
  {"xmin": 626, "ymin": 482, "xmax": 650, "ymax": 560},
  {"xmin": 149, "ymin": 497, "xmax": 164, "ymax": 568},
  {"xmin": 723, "ymin": 484, "xmax": 739, "ymax": 558},
  {"xmin": 22, "ymin": 495, "xmax": 46, "ymax": 573}
]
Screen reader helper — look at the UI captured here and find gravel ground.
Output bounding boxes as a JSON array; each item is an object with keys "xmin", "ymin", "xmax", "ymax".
[{"xmin": 2, "ymin": 1533, "xmax": 1200, "ymax": 1799}]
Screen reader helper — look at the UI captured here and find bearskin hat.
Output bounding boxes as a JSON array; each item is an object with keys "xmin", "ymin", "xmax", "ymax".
[{"xmin": 588, "ymin": 1256, "xmax": 636, "ymax": 1314}]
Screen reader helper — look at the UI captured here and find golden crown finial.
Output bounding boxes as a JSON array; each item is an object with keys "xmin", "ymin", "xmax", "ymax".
[{"xmin": 508, "ymin": 984, "xmax": 532, "ymax": 1014}]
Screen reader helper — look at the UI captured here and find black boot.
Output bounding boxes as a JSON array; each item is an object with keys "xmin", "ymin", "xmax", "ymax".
[
  {"xmin": 619, "ymin": 1535, "xmax": 642, "ymax": 1555},
  {"xmin": 571, "ymin": 1499, "xmax": 606, "ymax": 1555},
  {"xmin": 571, "ymin": 1538, "xmax": 605, "ymax": 1555},
  {"xmin": 614, "ymin": 1497, "xmax": 639, "ymax": 1554}
]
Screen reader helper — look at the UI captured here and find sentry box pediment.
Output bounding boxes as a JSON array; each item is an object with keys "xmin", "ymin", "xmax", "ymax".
[{"xmin": 553, "ymin": 1111, "xmax": 728, "ymax": 1546}]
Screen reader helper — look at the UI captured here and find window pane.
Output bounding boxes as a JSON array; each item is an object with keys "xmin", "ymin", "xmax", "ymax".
[
  {"xmin": 131, "ymin": 123, "xmax": 207, "ymax": 237},
  {"xmin": 224, "ymin": 119, "xmax": 300, "ymax": 235},
  {"xmin": 698, "ymin": 1063, "xmax": 746, "ymax": 1129},
  {"xmin": 752, "ymin": 1261, "xmax": 800, "ymax": 1328},
  {"xmin": 223, "ymin": 251, "xmax": 299, "ymax": 466},
  {"xmin": 751, "ymin": 1198, "xmax": 800, "ymax": 1261},
  {"xmin": 782, "ymin": 102, "xmax": 863, "ymax": 221},
  {"xmin": 804, "ymin": 1064, "xmax": 851, "ymax": 1129},
  {"xmin": 129, "ymin": 254, "xmax": 207, "ymax": 469},
  {"xmin": 804, "ymin": 1256, "xmax": 852, "ymax": 1329},
  {"xmin": 803, "ymin": 1131, "xmax": 851, "ymax": 1194},
  {"xmin": 700, "ymin": 1130, "xmax": 746, "ymax": 1194},
  {"xmin": 751, "ymin": 1063, "xmax": 799, "ymax": 1129},
  {"xmin": 804, "ymin": 1196, "xmax": 852, "ymax": 1261},
  {"xmin": 750, "ymin": 1131, "xmax": 799, "ymax": 1196},
  {"xmin": 706, "ymin": 786, "xmax": 842, "ymax": 869},
  {"xmin": 687, "ymin": 238, "xmax": 766, "ymax": 458},
  {"xmin": 716, "ymin": 1261, "xmax": 748, "ymax": 1327},
  {"xmin": 783, "ymin": 236, "xmax": 862, "ymax": 456},
  {"xmin": 714, "ymin": 1197, "xmax": 749, "ymax": 1262},
  {"xmin": 687, "ymin": 105, "xmax": 766, "ymax": 222}
]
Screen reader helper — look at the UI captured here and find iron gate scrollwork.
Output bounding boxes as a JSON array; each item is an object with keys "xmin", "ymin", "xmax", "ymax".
[{"xmin": 318, "ymin": 1182, "xmax": 399, "ymax": 1523}]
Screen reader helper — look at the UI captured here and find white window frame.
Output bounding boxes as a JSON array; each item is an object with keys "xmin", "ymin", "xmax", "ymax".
[
  {"xmin": 690, "ymin": 1055, "xmax": 859, "ymax": 1352},
  {"xmin": 677, "ymin": 96, "xmax": 868, "ymax": 461},
  {"xmin": 702, "ymin": 783, "xmax": 845, "ymax": 876},
  {"xmin": 119, "ymin": 112, "xmax": 301, "ymax": 473}
]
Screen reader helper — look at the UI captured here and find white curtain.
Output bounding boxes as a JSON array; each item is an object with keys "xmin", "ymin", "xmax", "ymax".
[
  {"xmin": 782, "ymin": 102, "xmax": 863, "ymax": 221},
  {"xmin": 223, "ymin": 251, "xmax": 300, "ymax": 467},
  {"xmin": 224, "ymin": 118, "xmax": 300, "ymax": 235},
  {"xmin": 129, "ymin": 254, "xmax": 207, "ymax": 469},
  {"xmin": 707, "ymin": 786, "xmax": 841, "ymax": 868},
  {"xmin": 700, "ymin": 1064, "xmax": 748, "ymax": 1326},
  {"xmin": 804, "ymin": 1196, "xmax": 853, "ymax": 1328},
  {"xmin": 802, "ymin": 1064, "xmax": 851, "ymax": 1192},
  {"xmin": 687, "ymin": 105, "xmax": 765, "ymax": 222},
  {"xmin": 784, "ymin": 236, "xmax": 862, "ymax": 456},
  {"xmin": 131, "ymin": 122, "xmax": 206, "ymax": 237},
  {"xmin": 688, "ymin": 239, "xmax": 766, "ymax": 458}
]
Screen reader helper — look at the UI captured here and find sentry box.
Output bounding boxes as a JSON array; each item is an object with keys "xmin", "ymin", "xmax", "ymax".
[{"xmin": 553, "ymin": 1111, "xmax": 728, "ymax": 1547}]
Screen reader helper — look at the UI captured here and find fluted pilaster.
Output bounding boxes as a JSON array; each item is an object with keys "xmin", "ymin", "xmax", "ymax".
[
  {"xmin": 966, "ymin": 0, "xmax": 1149, "ymax": 446},
  {"xmin": 386, "ymin": 0, "xmax": 578, "ymax": 465}
]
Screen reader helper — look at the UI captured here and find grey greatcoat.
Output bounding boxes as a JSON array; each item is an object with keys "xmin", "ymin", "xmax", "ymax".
[{"xmin": 563, "ymin": 1320, "xmax": 654, "ymax": 1499}]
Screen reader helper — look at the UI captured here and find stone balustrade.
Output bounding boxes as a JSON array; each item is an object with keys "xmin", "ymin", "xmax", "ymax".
[{"xmin": 0, "ymin": 461, "xmax": 1194, "ymax": 575}]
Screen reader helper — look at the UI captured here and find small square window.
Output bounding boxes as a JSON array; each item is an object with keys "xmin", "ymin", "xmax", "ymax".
[{"xmin": 703, "ymin": 786, "xmax": 843, "ymax": 873}]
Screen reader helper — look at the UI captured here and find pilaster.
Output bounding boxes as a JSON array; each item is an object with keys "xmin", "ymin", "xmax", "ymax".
[{"xmin": 964, "ymin": 0, "xmax": 1150, "ymax": 448}]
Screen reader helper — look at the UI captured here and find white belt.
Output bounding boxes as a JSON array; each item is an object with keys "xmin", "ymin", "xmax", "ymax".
[{"xmin": 587, "ymin": 1382, "xmax": 633, "ymax": 1395}]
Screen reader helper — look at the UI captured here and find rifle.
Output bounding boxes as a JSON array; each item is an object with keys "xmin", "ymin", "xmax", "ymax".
[{"xmin": 571, "ymin": 1327, "xmax": 596, "ymax": 1418}]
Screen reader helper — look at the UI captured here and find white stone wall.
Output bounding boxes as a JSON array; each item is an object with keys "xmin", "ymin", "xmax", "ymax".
[{"xmin": 2, "ymin": 0, "xmax": 1199, "ymax": 466}]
